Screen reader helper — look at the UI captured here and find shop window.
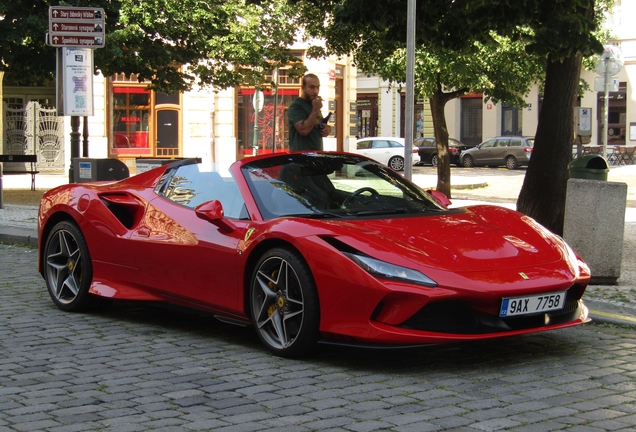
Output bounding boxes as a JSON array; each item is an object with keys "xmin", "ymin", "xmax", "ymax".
[
  {"xmin": 237, "ymin": 88, "xmax": 299, "ymax": 156},
  {"xmin": 111, "ymin": 87, "xmax": 151, "ymax": 154},
  {"xmin": 399, "ymin": 95, "xmax": 424, "ymax": 138},
  {"xmin": 356, "ymin": 95, "xmax": 377, "ymax": 138},
  {"xmin": 597, "ymin": 81, "xmax": 627, "ymax": 145},
  {"xmin": 109, "ymin": 74, "xmax": 182, "ymax": 158},
  {"xmin": 236, "ymin": 54, "xmax": 304, "ymax": 158}
]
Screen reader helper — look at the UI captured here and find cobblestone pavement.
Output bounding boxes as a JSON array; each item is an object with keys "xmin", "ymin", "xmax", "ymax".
[{"xmin": 1, "ymin": 243, "xmax": 636, "ymax": 432}]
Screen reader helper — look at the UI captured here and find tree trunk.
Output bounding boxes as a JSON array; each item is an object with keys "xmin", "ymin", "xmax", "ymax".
[
  {"xmin": 517, "ymin": 52, "xmax": 582, "ymax": 235},
  {"xmin": 430, "ymin": 90, "xmax": 452, "ymax": 197}
]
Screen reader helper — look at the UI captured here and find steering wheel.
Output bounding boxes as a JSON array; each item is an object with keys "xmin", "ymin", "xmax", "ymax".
[{"xmin": 342, "ymin": 187, "xmax": 379, "ymax": 206}]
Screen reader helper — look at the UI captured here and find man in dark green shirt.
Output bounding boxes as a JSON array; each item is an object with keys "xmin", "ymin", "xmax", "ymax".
[{"xmin": 287, "ymin": 73, "xmax": 331, "ymax": 151}]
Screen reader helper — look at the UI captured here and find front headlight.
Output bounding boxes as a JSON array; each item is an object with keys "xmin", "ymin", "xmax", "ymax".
[{"xmin": 343, "ymin": 252, "xmax": 438, "ymax": 287}]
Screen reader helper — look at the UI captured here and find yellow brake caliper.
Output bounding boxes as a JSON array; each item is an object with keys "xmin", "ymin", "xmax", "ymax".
[{"xmin": 267, "ymin": 270, "xmax": 279, "ymax": 317}]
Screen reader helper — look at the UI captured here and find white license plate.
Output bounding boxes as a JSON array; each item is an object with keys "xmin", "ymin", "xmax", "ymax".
[{"xmin": 499, "ymin": 291, "xmax": 566, "ymax": 317}]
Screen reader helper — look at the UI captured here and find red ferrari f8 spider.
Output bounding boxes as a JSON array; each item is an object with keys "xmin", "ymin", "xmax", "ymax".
[{"xmin": 38, "ymin": 152, "xmax": 590, "ymax": 357}]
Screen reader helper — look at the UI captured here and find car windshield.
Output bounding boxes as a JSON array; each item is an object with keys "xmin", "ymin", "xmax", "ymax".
[{"xmin": 241, "ymin": 153, "xmax": 446, "ymax": 219}]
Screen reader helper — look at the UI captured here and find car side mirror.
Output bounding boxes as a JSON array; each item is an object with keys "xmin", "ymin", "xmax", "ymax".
[
  {"xmin": 425, "ymin": 189, "xmax": 452, "ymax": 208},
  {"xmin": 195, "ymin": 200, "xmax": 236, "ymax": 233}
]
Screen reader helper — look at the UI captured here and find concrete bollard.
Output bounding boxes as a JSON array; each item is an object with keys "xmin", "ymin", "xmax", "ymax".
[{"xmin": 563, "ymin": 178, "xmax": 627, "ymax": 285}]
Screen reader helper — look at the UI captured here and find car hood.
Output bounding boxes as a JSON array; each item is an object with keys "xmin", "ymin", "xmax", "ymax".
[{"xmin": 322, "ymin": 205, "xmax": 564, "ymax": 273}]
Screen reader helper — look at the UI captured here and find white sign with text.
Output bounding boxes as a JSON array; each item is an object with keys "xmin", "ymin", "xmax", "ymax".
[{"xmin": 63, "ymin": 48, "xmax": 94, "ymax": 116}]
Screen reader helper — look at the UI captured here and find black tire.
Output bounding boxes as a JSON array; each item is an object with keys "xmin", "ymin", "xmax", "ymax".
[
  {"xmin": 431, "ymin": 154, "xmax": 438, "ymax": 167},
  {"xmin": 250, "ymin": 247, "xmax": 320, "ymax": 358},
  {"xmin": 462, "ymin": 155, "xmax": 474, "ymax": 168},
  {"xmin": 43, "ymin": 221, "xmax": 96, "ymax": 312},
  {"xmin": 505, "ymin": 156, "xmax": 518, "ymax": 170},
  {"xmin": 388, "ymin": 156, "xmax": 405, "ymax": 171}
]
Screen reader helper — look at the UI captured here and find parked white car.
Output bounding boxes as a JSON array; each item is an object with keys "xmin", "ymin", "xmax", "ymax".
[{"xmin": 354, "ymin": 137, "xmax": 421, "ymax": 171}]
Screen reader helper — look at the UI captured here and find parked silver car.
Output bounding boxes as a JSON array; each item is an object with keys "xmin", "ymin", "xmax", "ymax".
[{"xmin": 460, "ymin": 136, "xmax": 534, "ymax": 170}]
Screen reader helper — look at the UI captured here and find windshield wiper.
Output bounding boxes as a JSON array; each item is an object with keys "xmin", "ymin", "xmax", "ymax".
[
  {"xmin": 282, "ymin": 212, "xmax": 344, "ymax": 219},
  {"xmin": 355, "ymin": 207, "xmax": 443, "ymax": 216}
]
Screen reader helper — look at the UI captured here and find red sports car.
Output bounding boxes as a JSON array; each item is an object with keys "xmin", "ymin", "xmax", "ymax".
[{"xmin": 38, "ymin": 152, "xmax": 590, "ymax": 357}]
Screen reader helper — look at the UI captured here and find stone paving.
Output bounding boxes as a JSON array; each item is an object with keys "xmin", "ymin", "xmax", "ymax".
[{"xmin": 1, "ymin": 243, "xmax": 636, "ymax": 432}]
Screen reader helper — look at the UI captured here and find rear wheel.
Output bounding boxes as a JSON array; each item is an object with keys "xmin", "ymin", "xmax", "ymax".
[
  {"xmin": 250, "ymin": 247, "xmax": 320, "ymax": 358},
  {"xmin": 431, "ymin": 154, "xmax": 438, "ymax": 167},
  {"xmin": 462, "ymin": 155, "xmax": 474, "ymax": 168},
  {"xmin": 43, "ymin": 221, "xmax": 96, "ymax": 312},
  {"xmin": 505, "ymin": 156, "xmax": 518, "ymax": 170},
  {"xmin": 388, "ymin": 156, "xmax": 405, "ymax": 171}
]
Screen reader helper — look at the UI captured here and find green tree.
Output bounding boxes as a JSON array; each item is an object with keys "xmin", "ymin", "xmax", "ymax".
[
  {"xmin": 356, "ymin": 32, "xmax": 545, "ymax": 197},
  {"xmin": 0, "ymin": 0, "xmax": 303, "ymax": 93},
  {"xmin": 294, "ymin": 0, "xmax": 605, "ymax": 235}
]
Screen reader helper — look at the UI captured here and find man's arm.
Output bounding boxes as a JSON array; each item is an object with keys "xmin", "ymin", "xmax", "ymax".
[
  {"xmin": 293, "ymin": 112, "xmax": 320, "ymax": 136},
  {"xmin": 291, "ymin": 97, "xmax": 323, "ymax": 136}
]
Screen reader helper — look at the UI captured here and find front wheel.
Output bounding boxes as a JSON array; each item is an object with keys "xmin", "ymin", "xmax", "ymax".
[
  {"xmin": 43, "ymin": 221, "xmax": 95, "ymax": 312},
  {"xmin": 388, "ymin": 156, "xmax": 405, "ymax": 171},
  {"xmin": 250, "ymin": 247, "xmax": 320, "ymax": 358},
  {"xmin": 431, "ymin": 154, "xmax": 438, "ymax": 167},
  {"xmin": 505, "ymin": 156, "xmax": 518, "ymax": 170},
  {"xmin": 462, "ymin": 155, "xmax": 474, "ymax": 168}
]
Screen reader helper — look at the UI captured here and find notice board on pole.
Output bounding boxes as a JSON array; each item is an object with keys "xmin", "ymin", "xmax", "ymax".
[{"xmin": 62, "ymin": 47, "xmax": 94, "ymax": 116}]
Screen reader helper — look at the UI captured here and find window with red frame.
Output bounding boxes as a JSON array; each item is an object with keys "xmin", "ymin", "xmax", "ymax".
[
  {"xmin": 237, "ymin": 88, "xmax": 300, "ymax": 156},
  {"xmin": 111, "ymin": 87, "xmax": 152, "ymax": 156}
]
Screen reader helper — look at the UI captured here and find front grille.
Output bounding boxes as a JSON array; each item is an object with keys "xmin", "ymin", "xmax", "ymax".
[
  {"xmin": 397, "ymin": 298, "xmax": 582, "ymax": 335},
  {"xmin": 548, "ymin": 298, "xmax": 579, "ymax": 316},
  {"xmin": 399, "ymin": 302, "xmax": 481, "ymax": 333}
]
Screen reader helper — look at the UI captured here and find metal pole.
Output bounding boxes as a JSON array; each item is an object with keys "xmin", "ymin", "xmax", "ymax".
[
  {"xmin": 272, "ymin": 68, "xmax": 278, "ymax": 153},
  {"xmin": 82, "ymin": 115, "xmax": 89, "ymax": 156},
  {"xmin": 69, "ymin": 115, "xmax": 81, "ymax": 182},
  {"xmin": 602, "ymin": 57, "xmax": 610, "ymax": 161},
  {"xmin": 404, "ymin": 0, "xmax": 416, "ymax": 180},
  {"xmin": 0, "ymin": 164, "xmax": 4, "ymax": 209}
]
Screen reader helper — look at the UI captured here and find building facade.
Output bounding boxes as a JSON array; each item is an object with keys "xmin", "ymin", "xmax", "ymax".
[
  {"xmin": 1, "ymin": 44, "xmax": 359, "ymax": 175},
  {"xmin": 3, "ymin": 1, "xmax": 636, "ymax": 171},
  {"xmin": 355, "ymin": 1, "xmax": 635, "ymax": 150}
]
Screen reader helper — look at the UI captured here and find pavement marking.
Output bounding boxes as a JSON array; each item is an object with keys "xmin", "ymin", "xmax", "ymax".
[{"xmin": 589, "ymin": 309, "xmax": 636, "ymax": 323}]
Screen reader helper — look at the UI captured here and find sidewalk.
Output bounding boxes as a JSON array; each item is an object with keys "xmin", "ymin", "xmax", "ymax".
[{"xmin": 1, "ymin": 168, "xmax": 635, "ymax": 328}]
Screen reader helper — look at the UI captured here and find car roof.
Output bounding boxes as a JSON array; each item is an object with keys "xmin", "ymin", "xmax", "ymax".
[
  {"xmin": 487, "ymin": 136, "xmax": 533, "ymax": 139},
  {"xmin": 356, "ymin": 137, "xmax": 405, "ymax": 142},
  {"xmin": 415, "ymin": 137, "xmax": 464, "ymax": 144}
]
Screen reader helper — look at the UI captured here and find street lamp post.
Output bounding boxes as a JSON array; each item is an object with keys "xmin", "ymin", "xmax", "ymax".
[
  {"xmin": 404, "ymin": 0, "xmax": 416, "ymax": 180},
  {"xmin": 595, "ymin": 45, "xmax": 623, "ymax": 161}
]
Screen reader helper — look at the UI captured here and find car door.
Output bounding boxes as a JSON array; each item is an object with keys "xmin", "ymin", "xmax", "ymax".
[
  {"xmin": 491, "ymin": 138, "xmax": 510, "ymax": 165},
  {"xmin": 125, "ymin": 166, "xmax": 248, "ymax": 313},
  {"xmin": 507, "ymin": 138, "xmax": 524, "ymax": 162},
  {"xmin": 356, "ymin": 139, "xmax": 373, "ymax": 159},
  {"xmin": 473, "ymin": 139, "xmax": 497, "ymax": 165},
  {"xmin": 367, "ymin": 139, "xmax": 392, "ymax": 165},
  {"xmin": 416, "ymin": 138, "xmax": 435, "ymax": 164}
]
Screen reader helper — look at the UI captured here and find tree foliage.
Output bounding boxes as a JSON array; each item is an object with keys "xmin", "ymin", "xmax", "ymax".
[
  {"xmin": 293, "ymin": 0, "xmax": 608, "ymax": 234},
  {"xmin": 0, "ymin": 0, "xmax": 54, "ymax": 86},
  {"xmin": 358, "ymin": 33, "xmax": 545, "ymax": 197},
  {"xmin": 0, "ymin": 0, "xmax": 304, "ymax": 93}
]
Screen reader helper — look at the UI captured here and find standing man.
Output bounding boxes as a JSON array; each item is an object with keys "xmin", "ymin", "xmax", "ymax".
[{"xmin": 288, "ymin": 73, "xmax": 332, "ymax": 151}]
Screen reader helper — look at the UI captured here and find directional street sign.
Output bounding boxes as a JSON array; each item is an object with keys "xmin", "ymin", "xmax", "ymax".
[{"xmin": 48, "ymin": 6, "xmax": 105, "ymax": 49}]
